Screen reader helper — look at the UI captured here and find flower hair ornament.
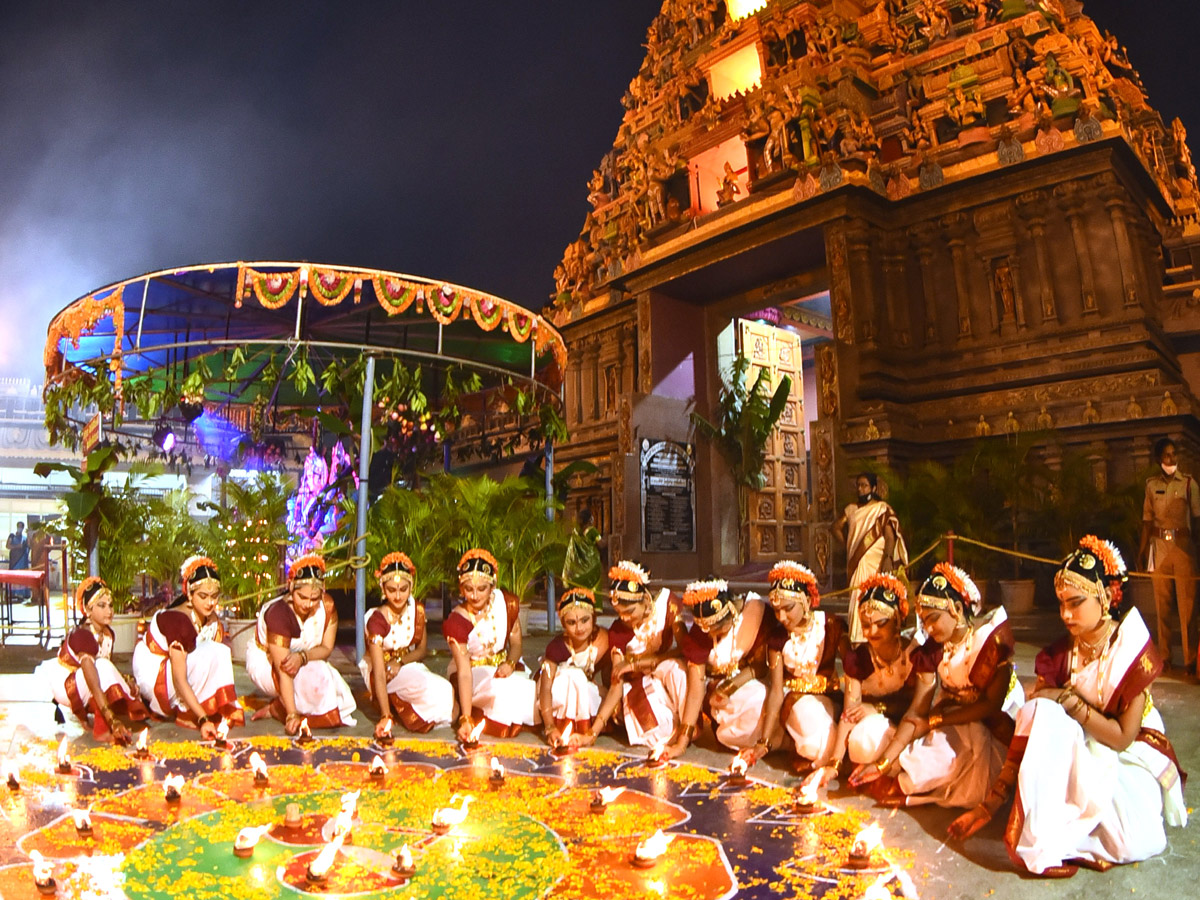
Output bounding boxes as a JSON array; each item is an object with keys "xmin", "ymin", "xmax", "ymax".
[
  {"xmin": 377, "ymin": 551, "xmax": 416, "ymax": 586},
  {"xmin": 917, "ymin": 562, "xmax": 981, "ymax": 621},
  {"xmin": 75, "ymin": 576, "xmax": 110, "ymax": 616},
  {"xmin": 288, "ymin": 553, "xmax": 327, "ymax": 588},
  {"xmin": 557, "ymin": 586, "xmax": 599, "ymax": 615},
  {"xmin": 857, "ymin": 572, "xmax": 909, "ymax": 621},
  {"xmin": 683, "ymin": 577, "xmax": 735, "ymax": 629},
  {"xmin": 1055, "ymin": 534, "xmax": 1128, "ymax": 611},
  {"xmin": 767, "ymin": 560, "xmax": 820, "ymax": 610},
  {"xmin": 181, "ymin": 555, "xmax": 220, "ymax": 593},
  {"xmin": 458, "ymin": 548, "xmax": 498, "ymax": 585},
  {"xmin": 608, "ymin": 560, "xmax": 650, "ymax": 604}
]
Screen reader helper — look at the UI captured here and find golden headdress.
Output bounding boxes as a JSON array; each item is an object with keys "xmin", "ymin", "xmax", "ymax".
[
  {"xmin": 288, "ymin": 553, "xmax": 327, "ymax": 588},
  {"xmin": 1055, "ymin": 535, "xmax": 1128, "ymax": 611},
  {"xmin": 683, "ymin": 577, "xmax": 735, "ymax": 629},
  {"xmin": 557, "ymin": 586, "xmax": 598, "ymax": 615},
  {"xmin": 857, "ymin": 572, "xmax": 909, "ymax": 622},
  {"xmin": 75, "ymin": 576, "xmax": 109, "ymax": 616},
  {"xmin": 608, "ymin": 560, "xmax": 650, "ymax": 604},
  {"xmin": 377, "ymin": 551, "xmax": 416, "ymax": 586},
  {"xmin": 181, "ymin": 555, "xmax": 220, "ymax": 593},
  {"xmin": 457, "ymin": 548, "xmax": 498, "ymax": 584},
  {"xmin": 767, "ymin": 560, "xmax": 820, "ymax": 610},
  {"xmin": 917, "ymin": 563, "xmax": 981, "ymax": 620}
]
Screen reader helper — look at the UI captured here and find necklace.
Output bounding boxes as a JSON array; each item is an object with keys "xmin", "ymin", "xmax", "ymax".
[
  {"xmin": 868, "ymin": 639, "xmax": 904, "ymax": 676},
  {"xmin": 1072, "ymin": 619, "xmax": 1114, "ymax": 671}
]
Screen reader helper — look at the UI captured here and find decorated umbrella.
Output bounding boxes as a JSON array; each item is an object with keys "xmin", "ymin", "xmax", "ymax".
[{"xmin": 43, "ymin": 261, "xmax": 568, "ymax": 654}]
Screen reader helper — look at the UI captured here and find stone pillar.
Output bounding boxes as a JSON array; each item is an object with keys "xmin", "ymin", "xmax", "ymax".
[
  {"xmin": 1016, "ymin": 191, "xmax": 1059, "ymax": 324},
  {"xmin": 845, "ymin": 225, "xmax": 877, "ymax": 346},
  {"xmin": 1097, "ymin": 174, "xmax": 1142, "ymax": 309},
  {"xmin": 942, "ymin": 213, "xmax": 974, "ymax": 340},
  {"xmin": 1055, "ymin": 182, "xmax": 1099, "ymax": 316},
  {"xmin": 882, "ymin": 237, "xmax": 911, "ymax": 347},
  {"xmin": 912, "ymin": 223, "xmax": 940, "ymax": 344}
]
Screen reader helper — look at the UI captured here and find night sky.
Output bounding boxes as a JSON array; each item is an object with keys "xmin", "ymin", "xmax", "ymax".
[{"xmin": 1, "ymin": 1, "xmax": 1196, "ymax": 379}]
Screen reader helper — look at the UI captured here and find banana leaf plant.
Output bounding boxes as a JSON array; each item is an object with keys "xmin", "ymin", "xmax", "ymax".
[{"xmin": 689, "ymin": 353, "xmax": 791, "ymax": 565}]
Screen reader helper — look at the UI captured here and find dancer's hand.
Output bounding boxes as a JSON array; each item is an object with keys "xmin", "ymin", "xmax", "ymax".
[
  {"xmin": 848, "ymin": 761, "xmax": 883, "ymax": 787},
  {"xmin": 840, "ymin": 703, "xmax": 871, "ymax": 725},
  {"xmin": 373, "ymin": 717, "xmax": 393, "ymax": 741},
  {"xmin": 110, "ymin": 721, "xmax": 132, "ymax": 746},
  {"xmin": 495, "ymin": 662, "xmax": 514, "ymax": 678},
  {"xmin": 199, "ymin": 719, "xmax": 218, "ymax": 742}
]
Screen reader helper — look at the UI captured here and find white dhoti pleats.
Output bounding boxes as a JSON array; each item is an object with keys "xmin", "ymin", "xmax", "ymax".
[
  {"xmin": 621, "ymin": 658, "xmax": 687, "ymax": 748},
  {"xmin": 712, "ymin": 678, "xmax": 767, "ymax": 750},
  {"xmin": 897, "ymin": 720, "xmax": 1004, "ymax": 809}
]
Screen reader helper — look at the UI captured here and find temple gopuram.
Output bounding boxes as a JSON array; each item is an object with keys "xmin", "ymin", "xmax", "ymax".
[{"xmin": 548, "ymin": 0, "xmax": 1200, "ymax": 586}]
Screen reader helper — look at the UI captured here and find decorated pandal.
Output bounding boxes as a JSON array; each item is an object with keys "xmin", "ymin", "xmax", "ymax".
[{"xmin": 0, "ymin": 735, "xmax": 918, "ymax": 900}]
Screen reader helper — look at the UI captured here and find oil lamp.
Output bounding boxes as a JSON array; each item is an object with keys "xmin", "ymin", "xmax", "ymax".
[
  {"xmin": 488, "ymin": 756, "xmax": 505, "ymax": 788},
  {"xmin": 377, "ymin": 718, "xmax": 394, "ymax": 747},
  {"xmin": 284, "ymin": 802, "xmax": 302, "ymax": 829},
  {"xmin": 56, "ymin": 738, "xmax": 71, "ymax": 775},
  {"xmin": 4, "ymin": 761, "xmax": 19, "ymax": 792},
  {"xmin": 133, "ymin": 728, "xmax": 152, "ymax": 760},
  {"xmin": 72, "ymin": 808, "xmax": 93, "ymax": 837},
  {"xmin": 30, "ymin": 850, "xmax": 55, "ymax": 895},
  {"xmin": 460, "ymin": 718, "xmax": 485, "ymax": 750},
  {"xmin": 847, "ymin": 822, "xmax": 885, "ymax": 869},
  {"xmin": 233, "ymin": 825, "xmax": 270, "ymax": 858},
  {"xmin": 213, "ymin": 719, "xmax": 230, "ymax": 749},
  {"xmin": 632, "ymin": 829, "xmax": 673, "ymax": 868},
  {"xmin": 791, "ymin": 769, "xmax": 823, "ymax": 814},
  {"xmin": 589, "ymin": 785, "xmax": 625, "ymax": 813},
  {"xmin": 163, "ymin": 773, "xmax": 185, "ymax": 803},
  {"xmin": 392, "ymin": 843, "xmax": 416, "ymax": 877},
  {"xmin": 431, "ymin": 794, "xmax": 473, "ymax": 835},
  {"xmin": 249, "ymin": 752, "xmax": 269, "ymax": 785},
  {"xmin": 306, "ymin": 833, "xmax": 344, "ymax": 885},
  {"xmin": 369, "ymin": 755, "xmax": 388, "ymax": 781},
  {"xmin": 645, "ymin": 739, "xmax": 667, "ymax": 768},
  {"xmin": 551, "ymin": 722, "xmax": 575, "ymax": 757},
  {"xmin": 296, "ymin": 718, "xmax": 314, "ymax": 745},
  {"xmin": 727, "ymin": 751, "xmax": 751, "ymax": 786}
]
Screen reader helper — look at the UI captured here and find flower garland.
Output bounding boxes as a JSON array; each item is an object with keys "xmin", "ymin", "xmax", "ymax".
[
  {"xmin": 507, "ymin": 309, "xmax": 534, "ymax": 342},
  {"xmin": 307, "ymin": 267, "xmax": 357, "ymax": 306},
  {"xmin": 471, "ymin": 295, "xmax": 505, "ymax": 331},
  {"xmin": 43, "ymin": 286, "xmax": 126, "ymax": 395},
  {"xmin": 238, "ymin": 267, "xmax": 299, "ymax": 310},
  {"xmin": 429, "ymin": 285, "xmax": 463, "ymax": 325},
  {"xmin": 372, "ymin": 274, "xmax": 419, "ymax": 314}
]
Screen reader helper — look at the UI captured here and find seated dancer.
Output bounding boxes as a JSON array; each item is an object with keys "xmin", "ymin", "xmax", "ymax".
[
  {"xmin": 756, "ymin": 561, "xmax": 844, "ymax": 777},
  {"xmin": 246, "ymin": 554, "xmax": 357, "ymax": 732},
  {"xmin": 670, "ymin": 579, "xmax": 773, "ymax": 759},
  {"xmin": 357, "ymin": 552, "xmax": 453, "ymax": 739},
  {"xmin": 832, "ymin": 573, "xmax": 919, "ymax": 774},
  {"xmin": 949, "ymin": 537, "xmax": 1188, "ymax": 876},
  {"xmin": 537, "ymin": 587, "xmax": 609, "ymax": 750},
  {"xmin": 583, "ymin": 560, "xmax": 687, "ymax": 750},
  {"xmin": 850, "ymin": 563, "xmax": 1022, "ymax": 808},
  {"xmin": 35, "ymin": 577, "xmax": 148, "ymax": 742},
  {"xmin": 444, "ymin": 548, "xmax": 536, "ymax": 740},
  {"xmin": 132, "ymin": 557, "xmax": 243, "ymax": 739}
]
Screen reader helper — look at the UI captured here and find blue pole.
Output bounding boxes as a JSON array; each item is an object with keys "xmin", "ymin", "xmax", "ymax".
[
  {"xmin": 545, "ymin": 439, "xmax": 556, "ymax": 632},
  {"xmin": 354, "ymin": 356, "xmax": 376, "ymax": 662}
]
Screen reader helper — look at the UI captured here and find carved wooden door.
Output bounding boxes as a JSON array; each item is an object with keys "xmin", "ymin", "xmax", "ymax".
[{"xmin": 738, "ymin": 319, "xmax": 807, "ymax": 563}]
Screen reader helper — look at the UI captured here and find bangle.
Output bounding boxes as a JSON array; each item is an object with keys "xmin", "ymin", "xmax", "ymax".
[
  {"xmin": 928, "ymin": 714, "xmax": 943, "ymax": 730},
  {"xmin": 681, "ymin": 723, "xmax": 697, "ymax": 741},
  {"xmin": 299, "ymin": 650, "xmax": 309, "ymax": 666},
  {"xmin": 458, "ymin": 715, "xmax": 473, "ymax": 728},
  {"xmin": 101, "ymin": 707, "xmax": 116, "ymax": 724},
  {"xmin": 196, "ymin": 715, "xmax": 210, "ymax": 728},
  {"xmin": 875, "ymin": 756, "xmax": 891, "ymax": 772}
]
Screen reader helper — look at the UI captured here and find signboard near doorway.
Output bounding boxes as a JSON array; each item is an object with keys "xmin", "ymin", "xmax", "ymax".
[{"xmin": 640, "ymin": 439, "xmax": 696, "ymax": 553}]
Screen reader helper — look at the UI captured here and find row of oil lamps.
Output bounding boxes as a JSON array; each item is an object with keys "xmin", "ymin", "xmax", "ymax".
[{"xmin": 15, "ymin": 730, "xmax": 894, "ymax": 896}]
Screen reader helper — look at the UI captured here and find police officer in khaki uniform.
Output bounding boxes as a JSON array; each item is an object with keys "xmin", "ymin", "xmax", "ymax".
[{"xmin": 1139, "ymin": 437, "xmax": 1200, "ymax": 676}]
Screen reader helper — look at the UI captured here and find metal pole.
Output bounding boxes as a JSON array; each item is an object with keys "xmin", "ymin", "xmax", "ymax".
[
  {"xmin": 545, "ymin": 438, "xmax": 556, "ymax": 632},
  {"xmin": 354, "ymin": 356, "xmax": 377, "ymax": 661}
]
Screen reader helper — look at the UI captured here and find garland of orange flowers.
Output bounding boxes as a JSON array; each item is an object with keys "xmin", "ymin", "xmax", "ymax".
[
  {"xmin": 1079, "ymin": 534, "xmax": 1126, "ymax": 578},
  {"xmin": 768, "ymin": 560, "xmax": 820, "ymax": 608},
  {"xmin": 376, "ymin": 551, "xmax": 416, "ymax": 582},
  {"xmin": 288, "ymin": 553, "xmax": 327, "ymax": 580},
  {"xmin": 471, "ymin": 295, "xmax": 505, "ymax": 331},
  {"xmin": 373, "ymin": 274, "xmax": 419, "ymax": 314},
  {"xmin": 308, "ymin": 268, "xmax": 357, "ymax": 306},
  {"xmin": 429, "ymin": 285, "xmax": 463, "ymax": 325},
  {"xmin": 682, "ymin": 578, "xmax": 727, "ymax": 606},
  {"xmin": 927, "ymin": 562, "xmax": 981, "ymax": 614},
  {"xmin": 507, "ymin": 309, "xmax": 534, "ymax": 343},
  {"xmin": 43, "ymin": 286, "xmax": 126, "ymax": 393}
]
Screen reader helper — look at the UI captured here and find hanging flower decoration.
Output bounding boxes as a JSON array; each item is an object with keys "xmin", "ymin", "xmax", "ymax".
[
  {"xmin": 507, "ymin": 310, "xmax": 534, "ymax": 343},
  {"xmin": 43, "ymin": 286, "xmax": 127, "ymax": 400},
  {"xmin": 308, "ymin": 268, "xmax": 355, "ymax": 306},
  {"xmin": 429, "ymin": 285, "xmax": 463, "ymax": 325},
  {"xmin": 372, "ymin": 274, "xmax": 417, "ymax": 314},
  {"xmin": 471, "ymin": 296, "xmax": 505, "ymax": 331},
  {"xmin": 240, "ymin": 267, "xmax": 300, "ymax": 310}
]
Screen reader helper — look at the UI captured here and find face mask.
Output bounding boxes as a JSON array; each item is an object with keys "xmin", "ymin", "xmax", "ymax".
[{"xmin": 1163, "ymin": 464, "xmax": 1178, "ymax": 477}]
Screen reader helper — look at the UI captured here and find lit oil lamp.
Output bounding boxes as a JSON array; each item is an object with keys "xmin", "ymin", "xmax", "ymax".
[
  {"xmin": 727, "ymin": 751, "xmax": 751, "ymax": 786},
  {"xmin": 391, "ymin": 842, "xmax": 416, "ymax": 877},
  {"xmin": 213, "ymin": 719, "xmax": 230, "ymax": 749},
  {"xmin": 4, "ymin": 761, "xmax": 19, "ymax": 792},
  {"xmin": 847, "ymin": 822, "xmax": 885, "ymax": 869},
  {"xmin": 488, "ymin": 756, "xmax": 505, "ymax": 788},
  {"xmin": 632, "ymin": 829, "xmax": 674, "ymax": 868},
  {"xmin": 340, "ymin": 790, "xmax": 360, "ymax": 816},
  {"xmin": 296, "ymin": 718, "xmax": 314, "ymax": 745},
  {"xmin": 369, "ymin": 755, "xmax": 388, "ymax": 781},
  {"xmin": 589, "ymin": 785, "xmax": 626, "ymax": 814},
  {"xmin": 431, "ymin": 794, "xmax": 473, "ymax": 835},
  {"xmin": 377, "ymin": 718, "xmax": 394, "ymax": 747},
  {"xmin": 56, "ymin": 738, "xmax": 72, "ymax": 775},
  {"xmin": 551, "ymin": 721, "xmax": 576, "ymax": 758},
  {"xmin": 133, "ymin": 728, "xmax": 153, "ymax": 760},
  {"xmin": 249, "ymin": 752, "xmax": 269, "ymax": 785},
  {"xmin": 233, "ymin": 825, "xmax": 270, "ymax": 858},
  {"xmin": 72, "ymin": 808, "xmax": 93, "ymax": 837},
  {"xmin": 645, "ymin": 740, "xmax": 667, "ymax": 768},
  {"xmin": 306, "ymin": 833, "xmax": 344, "ymax": 885},
  {"xmin": 330, "ymin": 809, "xmax": 354, "ymax": 844},
  {"xmin": 163, "ymin": 773, "xmax": 185, "ymax": 803},
  {"xmin": 791, "ymin": 769, "xmax": 823, "ymax": 815},
  {"xmin": 460, "ymin": 718, "xmax": 485, "ymax": 750},
  {"xmin": 30, "ymin": 850, "xmax": 56, "ymax": 896}
]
